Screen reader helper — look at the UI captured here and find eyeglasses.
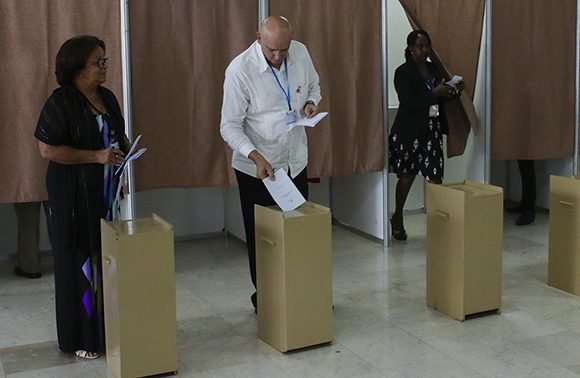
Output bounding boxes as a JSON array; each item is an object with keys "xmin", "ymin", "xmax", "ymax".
[{"xmin": 91, "ymin": 57, "xmax": 109, "ymax": 69}]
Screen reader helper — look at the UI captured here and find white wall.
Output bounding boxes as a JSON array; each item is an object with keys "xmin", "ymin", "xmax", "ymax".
[
  {"xmin": 225, "ymin": 186, "xmax": 245, "ymax": 240},
  {"xmin": 331, "ymin": 173, "xmax": 384, "ymax": 239},
  {"xmin": 135, "ymin": 187, "xmax": 225, "ymax": 239}
]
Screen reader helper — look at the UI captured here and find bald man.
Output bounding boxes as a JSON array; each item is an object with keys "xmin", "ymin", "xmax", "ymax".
[{"xmin": 220, "ymin": 16, "xmax": 322, "ymax": 312}]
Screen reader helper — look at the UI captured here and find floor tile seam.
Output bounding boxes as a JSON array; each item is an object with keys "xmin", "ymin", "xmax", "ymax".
[
  {"xmin": 178, "ymin": 338, "xmax": 278, "ymax": 375},
  {"xmin": 215, "ymin": 316, "xmax": 258, "ymax": 340},
  {"xmin": 335, "ymin": 327, "xmax": 483, "ymax": 378},
  {"xmin": 501, "ymin": 246, "xmax": 548, "ymax": 255},
  {"xmin": 0, "ymin": 355, "xmax": 79, "ymax": 377},
  {"xmin": 206, "ymin": 310, "xmax": 258, "ymax": 338},
  {"xmin": 175, "ymin": 333, "xmax": 251, "ymax": 359},
  {"xmin": 0, "ymin": 283, "xmax": 55, "ymax": 296},
  {"xmin": 505, "ymin": 339, "xmax": 580, "ymax": 372},
  {"xmin": 400, "ymin": 318, "xmax": 568, "ymax": 355},
  {"xmin": 260, "ymin": 340, "xmax": 378, "ymax": 378},
  {"xmin": 390, "ymin": 326, "xmax": 511, "ymax": 377}
]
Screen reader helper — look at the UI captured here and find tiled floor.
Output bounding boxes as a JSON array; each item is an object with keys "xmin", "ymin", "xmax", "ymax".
[{"xmin": 1, "ymin": 211, "xmax": 580, "ymax": 377}]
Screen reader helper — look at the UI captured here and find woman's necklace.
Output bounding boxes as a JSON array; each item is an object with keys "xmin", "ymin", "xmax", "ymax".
[{"xmin": 85, "ymin": 93, "xmax": 108, "ymax": 115}]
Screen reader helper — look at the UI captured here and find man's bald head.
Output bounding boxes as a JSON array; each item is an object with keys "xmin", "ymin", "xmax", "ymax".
[
  {"xmin": 259, "ymin": 16, "xmax": 293, "ymax": 37},
  {"xmin": 257, "ymin": 16, "xmax": 293, "ymax": 69}
]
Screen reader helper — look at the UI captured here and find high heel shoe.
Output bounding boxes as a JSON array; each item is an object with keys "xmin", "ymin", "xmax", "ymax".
[{"xmin": 389, "ymin": 218, "xmax": 407, "ymax": 241}]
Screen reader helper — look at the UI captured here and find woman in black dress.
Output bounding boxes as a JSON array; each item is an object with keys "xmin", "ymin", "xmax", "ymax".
[
  {"xmin": 388, "ymin": 30, "xmax": 462, "ymax": 241},
  {"xmin": 35, "ymin": 36, "xmax": 129, "ymax": 359}
]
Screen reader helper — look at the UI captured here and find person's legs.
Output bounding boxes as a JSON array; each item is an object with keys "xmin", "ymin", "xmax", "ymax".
[
  {"xmin": 234, "ymin": 168, "xmax": 309, "ymax": 309},
  {"xmin": 13, "ymin": 201, "xmax": 42, "ymax": 278},
  {"xmin": 518, "ymin": 160, "xmax": 536, "ymax": 211},
  {"xmin": 234, "ymin": 171, "xmax": 274, "ymax": 288},
  {"xmin": 42, "ymin": 200, "xmax": 52, "ymax": 243},
  {"xmin": 391, "ymin": 174, "xmax": 416, "ymax": 240},
  {"xmin": 234, "ymin": 170, "xmax": 276, "ymax": 310},
  {"xmin": 291, "ymin": 168, "xmax": 309, "ymax": 200},
  {"xmin": 516, "ymin": 159, "xmax": 536, "ymax": 225}
]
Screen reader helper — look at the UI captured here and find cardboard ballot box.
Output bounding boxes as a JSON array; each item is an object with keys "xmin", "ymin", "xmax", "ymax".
[
  {"xmin": 426, "ymin": 181, "xmax": 503, "ymax": 321},
  {"xmin": 101, "ymin": 214, "xmax": 177, "ymax": 378},
  {"xmin": 549, "ymin": 176, "xmax": 580, "ymax": 296},
  {"xmin": 255, "ymin": 202, "xmax": 333, "ymax": 352}
]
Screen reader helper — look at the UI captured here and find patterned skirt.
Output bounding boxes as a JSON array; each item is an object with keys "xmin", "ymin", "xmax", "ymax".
[{"xmin": 388, "ymin": 117, "xmax": 444, "ymax": 181}]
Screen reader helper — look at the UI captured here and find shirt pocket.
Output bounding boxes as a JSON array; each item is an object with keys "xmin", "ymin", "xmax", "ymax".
[{"xmin": 292, "ymin": 79, "xmax": 309, "ymax": 112}]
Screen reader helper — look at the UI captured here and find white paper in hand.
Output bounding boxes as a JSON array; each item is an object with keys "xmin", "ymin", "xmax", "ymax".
[
  {"xmin": 287, "ymin": 112, "xmax": 328, "ymax": 131},
  {"xmin": 114, "ymin": 135, "xmax": 146, "ymax": 176},
  {"xmin": 262, "ymin": 168, "xmax": 306, "ymax": 212},
  {"xmin": 446, "ymin": 75, "xmax": 463, "ymax": 89}
]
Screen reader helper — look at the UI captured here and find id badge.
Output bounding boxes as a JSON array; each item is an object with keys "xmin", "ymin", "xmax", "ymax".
[
  {"xmin": 429, "ymin": 104, "xmax": 439, "ymax": 117},
  {"xmin": 286, "ymin": 109, "xmax": 298, "ymax": 125}
]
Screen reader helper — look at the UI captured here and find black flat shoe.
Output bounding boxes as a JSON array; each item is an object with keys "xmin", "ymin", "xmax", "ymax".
[
  {"xmin": 390, "ymin": 218, "xmax": 407, "ymax": 241},
  {"xmin": 516, "ymin": 211, "xmax": 535, "ymax": 226},
  {"xmin": 14, "ymin": 267, "xmax": 41, "ymax": 279}
]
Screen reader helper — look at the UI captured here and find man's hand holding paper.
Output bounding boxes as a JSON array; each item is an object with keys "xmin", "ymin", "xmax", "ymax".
[
  {"xmin": 262, "ymin": 168, "xmax": 306, "ymax": 212},
  {"xmin": 287, "ymin": 111, "xmax": 328, "ymax": 131}
]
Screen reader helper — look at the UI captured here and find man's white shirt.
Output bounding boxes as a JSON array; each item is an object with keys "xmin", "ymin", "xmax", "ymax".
[{"xmin": 220, "ymin": 40, "xmax": 322, "ymax": 178}]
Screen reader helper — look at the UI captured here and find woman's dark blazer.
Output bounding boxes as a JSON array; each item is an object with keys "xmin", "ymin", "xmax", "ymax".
[{"xmin": 390, "ymin": 60, "xmax": 449, "ymax": 146}]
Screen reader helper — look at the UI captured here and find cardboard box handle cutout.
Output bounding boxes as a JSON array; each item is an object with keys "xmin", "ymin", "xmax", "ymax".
[
  {"xmin": 559, "ymin": 201, "xmax": 575, "ymax": 209},
  {"xmin": 259, "ymin": 236, "xmax": 276, "ymax": 246},
  {"xmin": 435, "ymin": 210, "xmax": 450, "ymax": 220}
]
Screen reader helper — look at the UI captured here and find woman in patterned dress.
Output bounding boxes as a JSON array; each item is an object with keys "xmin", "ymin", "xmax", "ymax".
[
  {"xmin": 388, "ymin": 30, "xmax": 463, "ymax": 241},
  {"xmin": 35, "ymin": 36, "xmax": 129, "ymax": 359}
]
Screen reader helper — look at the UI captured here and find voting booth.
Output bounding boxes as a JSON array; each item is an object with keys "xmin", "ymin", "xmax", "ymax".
[
  {"xmin": 255, "ymin": 202, "xmax": 333, "ymax": 352},
  {"xmin": 101, "ymin": 214, "xmax": 177, "ymax": 378}
]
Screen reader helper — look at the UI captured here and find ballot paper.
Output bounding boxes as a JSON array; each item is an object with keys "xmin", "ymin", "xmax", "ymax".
[
  {"xmin": 287, "ymin": 112, "xmax": 328, "ymax": 131},
  {"xmin": 446, "ymin": 75, "xmax": 463, "ymax": 89},
  {"xmin": 262, "ymin": 168, "xmax": 306, "ymax": 212},
  {"xmin": 114, "ymin": 134, "xmax": 147, "ymax": 176}
]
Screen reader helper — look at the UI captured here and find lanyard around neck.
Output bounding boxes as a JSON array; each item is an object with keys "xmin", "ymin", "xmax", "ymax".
[{"xmin": 269, "ymin": 59, "xmax": 292, "ymax": 111}]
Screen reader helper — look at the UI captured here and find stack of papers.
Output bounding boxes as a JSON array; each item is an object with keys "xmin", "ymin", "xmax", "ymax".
[{"xmin": 115, "ymin": 134, "xmax": 147, "ymax": 176}]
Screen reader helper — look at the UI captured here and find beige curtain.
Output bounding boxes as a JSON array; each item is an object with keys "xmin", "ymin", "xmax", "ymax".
[
  {"xmin": 491, "ymin": 0, "xmax": 576, "ymax": 160},
  {"xmin": 270, "ymin": 0, "xmax": 384, "ymax": 177},
  {"xmin": 0, "ymin": 0, "xmax": 122, "ymax": 203},
  {"xmin": 399, "ymin": 0, "xmax": 484, "ymax": 158},
  {"xmin": 129, "ymin": 0, "xmax": 257, "ymax": 189}
]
